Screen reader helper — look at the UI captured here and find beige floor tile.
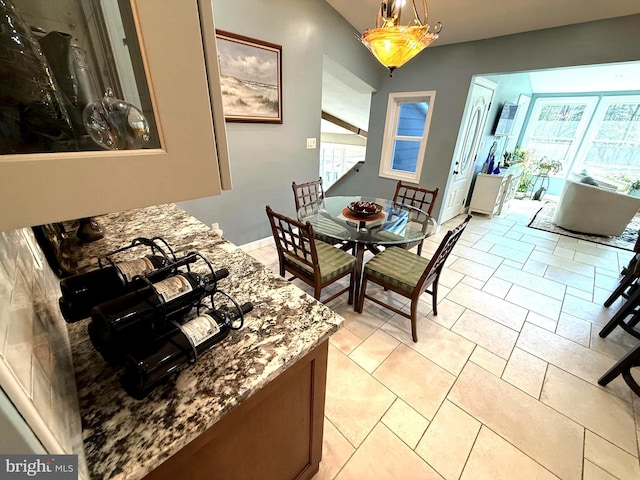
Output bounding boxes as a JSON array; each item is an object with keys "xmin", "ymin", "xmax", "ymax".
[
  {"xmin": 503, "ymin": 259, "xmax": 525, "ymax": 269},
  {"xmin": 449, "ymin": 257, "xmax": 496, "ymax": 282},
  {"xmin": 566, "ymin": 286, "xmax": 593, "ymax": 301},
  {"xmin": 349, "ymin": 329, "xmax": 400, "ymax": 374},
  {"xmin": 314, "ymin": 418, "xmax": 355, "ymax": 480},
  {"xmin": 469, "ymin": 346, "xmax": 507, "ymax": 376},
  {"xmin": 482, "ymin": 276, "xmax": 512, "ymax": 299},
  {"xmin": 439, "ymin": 268, "xmax": 465, "ymax": 289},
  {"xmin": 335, "ymin": 423, "xmax": 443, "ymax": 480},
  {"xmin": 545, "ymin": 265, "xmax": 594, "ymax": 292},
  {"xmin": 561, "ymin": 294, "xmax": 614, "ymax": 327},
  {"xmin": 583, "ymin": 460, "xmax": 618, "ymax": 480},
  {"xmin": 541, "ymin": 365, "xmax": 637, "ymax": 455},
  {"xmin": 460, "ymin": 276, "xmax": 485, "ymax": 289},
  {"xmin": 502, "ymin": 347, "xmax": 548, "ymax": 399},
  {"xmin": 589, "ymin": 328, "xmax": 639, "ymax": 361},
  {"xmin": 450, "ymin": 244, "xmax": 505, "ymax": 268},
  {"xmin": 584, "ymin": 430, "xmax": 640, "ymax": 480},
  {"xmin": 460, "ymin": 427, "xmax": 560, "ymax": 480},
  {"xmin": 522, "ymin": 258, "xmax": 548, "ymax": 276},
  {"xmin": 452, "ymin": 309, "xmax": 518, "ymax": 360},
  {"xmin": 575, "ymin": 251, "xmax": 620, "ymax": 274},
  {"xmin": 553, "ymin": 246, "xmax": 576, "ymax": 260},
  {"xmin": 416, "ymin": 400, "xmax": 481, "ymax": 480},
  {"xmin": 426, "ymin": 298, "xmax": 466, "ymax": 329},
  {"xmin": 505, "ymin": 284, "xmax": 562, "ymax": 320},
  {"xmin": 329, "ymin": 327, "xmax": 363, "ymax": 355},
  {"xmin": 447, "ymin": 283, "xmax": 528, "ymax": 331},
  {"xmin": 526, "ymin": 311, "xmax": 558, "ymax": 332},
  {"xmin": 488, "ymin": 243, "xmax": 533, "ymax": 264},
  {"xmin": 382, "ymin": 315, "xmax": 475, "ymax": 375},
  {"xmin": 519, "ymin": 233, "xmax": 559, "ymax": 250},
  {"xmin": 449, "ymin": 362, "xmax": 584, "ymax": 480},
  {"xmin": 517, "ymin": 323, "xmax": 632, "ymax": 399},
  {"xmin": 483, "ymin": 233, "xmax": 536, "ymax": 254},
  {"xmin": 495, "ymin": 264, "xmax": 566, "ymax": 300},
  {"xmin": 325, "ymin": 345, "xmax": 396, "ymax": 447},
  {"xmin": 592, "ymin": 287, "xmax": 612, "ymax": 305},
  {"xmin": 556, "ymin": 312, "xmax": 592, "ymax": 347},
  {"xmin": 381, "ymin": 398, "xmax": 429, "ymax": 449},
  {"xmin": 340, "ymin": 299, "xmax": 393, "ymax": 340},
  {"xmin": 530, "ymin": 251, "xmax": 596, "ymax": 277},
  {"xmin": 373, "ymin": 345, "xmax": 455, "ymax": 420},
  {"xmin": 595, "ymin": 271, "xmax": 623, "ymax": 291}
]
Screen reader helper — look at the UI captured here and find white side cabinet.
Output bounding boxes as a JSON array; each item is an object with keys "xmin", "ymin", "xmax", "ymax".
[
  {"xmin": 469, "ymin": 168, "xmax": 523, "ymax": 218},
  {"xmin": 469, "ymin": 173, "xmax": 510, "ymax": 218}
]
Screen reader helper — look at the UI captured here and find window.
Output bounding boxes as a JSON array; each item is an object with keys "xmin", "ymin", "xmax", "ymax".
[
  {"xmin": 379, "ymin": 91, "xmax": 436, "ymax": 183},
  {"xmin": 521, "ymin": 95, "xmax": 640, "ymax": 184},
  {"xmin": 578, "ymin": 96, "xmax": 640, "ymax": 180},
  {"xmin": 520, "ymin": 97, "xmax": 598, "ymax": 174}
]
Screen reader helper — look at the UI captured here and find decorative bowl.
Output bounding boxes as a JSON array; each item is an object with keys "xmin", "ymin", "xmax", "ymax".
[{"xmin": 347, "ymin": 201, "xmax": 382, "ymax": 217}]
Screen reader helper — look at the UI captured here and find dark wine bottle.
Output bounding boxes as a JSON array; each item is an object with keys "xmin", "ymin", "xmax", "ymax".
[
  {"xmin": 89, "ymin": 268, "xmax": 229, "ymax": 365},
  {"xmin": 59, "ymin": 255, "xmax": 170, "ymax": 323},
  {"xmin": 121, "ymin": 302, "xmax": 253, "ymax": 400}
]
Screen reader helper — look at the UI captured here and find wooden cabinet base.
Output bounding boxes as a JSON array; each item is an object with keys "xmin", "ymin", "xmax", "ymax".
[{"xmin": 144, "ymin": 340, "xmax": 328, "ymax": 480}]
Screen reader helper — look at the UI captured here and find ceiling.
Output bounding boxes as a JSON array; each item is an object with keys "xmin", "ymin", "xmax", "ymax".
[
  {"xmin": 324, "ymin": 0, "xmax": 640, "ymax": 47},
  {"xmin": 321, "ymin": 0, "xmax": 640, "ymax": 135}
]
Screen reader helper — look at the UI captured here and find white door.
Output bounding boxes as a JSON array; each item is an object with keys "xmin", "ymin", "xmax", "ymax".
[{"xmin": 441, "ymin": 78, "xmax": 496, "ymax": 223}]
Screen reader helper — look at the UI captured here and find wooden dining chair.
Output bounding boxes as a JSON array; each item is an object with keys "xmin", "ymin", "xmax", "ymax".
[
  {"xmin": 356, "ymin": 215, "xmax": 472, "ymax": 342},
  {"xmin": 266, "ymin": 205, "xmax": 356, "ymax": 304},
  {"xmin": 292, "ymin": 177, "xmax": 353, "ymax": 251},
  {"xmin": 292, "ymin": 177, "xmax": 325, "ymax": 217},
  {"xmin": 393, "ymin": 181, "xmax": 439, "ymax": 256}
]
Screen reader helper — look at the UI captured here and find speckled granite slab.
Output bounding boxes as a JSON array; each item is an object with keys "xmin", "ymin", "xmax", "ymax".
[{"xmin": 65, "ymin": 203, "xmax": 343, "ymax": 480}]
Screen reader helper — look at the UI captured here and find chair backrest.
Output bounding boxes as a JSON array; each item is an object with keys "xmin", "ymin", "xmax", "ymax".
[
  {"xmin": 417, "ymin": 215, "xmax": 472, "ymax": 289},
  {"xmin": 292, "ymin": 178, "xmax": 324, "ymax": 217},
  {"xmin": 393, "ymin": 181, "xmax": 439, "ymax": 216},
  {"xmin": 266, "ymin": 205, "xmax": 319, "ymax": 276}
]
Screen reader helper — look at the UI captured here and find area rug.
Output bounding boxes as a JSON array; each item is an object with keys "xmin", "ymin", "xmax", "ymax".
[{"xmin": 527, "ymin": 201, "xmax": 640, "ymax": 251}]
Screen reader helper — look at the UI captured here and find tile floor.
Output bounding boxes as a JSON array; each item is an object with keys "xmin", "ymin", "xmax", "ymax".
[{"xmin": 243, "ymin": 199, "xmax": 640, "ymax": 480}]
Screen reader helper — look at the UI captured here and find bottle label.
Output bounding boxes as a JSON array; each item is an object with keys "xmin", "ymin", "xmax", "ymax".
[
  {"xmin": 181, "ymin": 313, "xmax": 221, "ymax": 347},
  {"xmin": 154, "ymin": 275, "xmax": 193, "ymax": 303},
  {"xmin": 115, "ymin": 257, "xmax": 155, "ymax": 283}
]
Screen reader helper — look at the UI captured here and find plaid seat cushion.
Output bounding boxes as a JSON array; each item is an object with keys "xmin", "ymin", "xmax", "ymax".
[
  {"xmin": 364, "ymin": 246, "xmax": 430, "ymax": 293},
  {"xmin": 310, "ymin": 217, "xmax": 349, "ymax": 245},
  {"xmin": 286, "ymin": 241, "xmax": 355, "ymax": 282}
]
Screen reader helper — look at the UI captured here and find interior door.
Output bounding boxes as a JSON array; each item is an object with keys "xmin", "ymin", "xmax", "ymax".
[{"xmin": 441, "ymin": 78, "xmax": 496, "ymax": 223}]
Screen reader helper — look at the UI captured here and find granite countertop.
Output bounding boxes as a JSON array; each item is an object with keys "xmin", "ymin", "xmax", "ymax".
[{"xmin": 65, "ymin": 203, "xmax": 343, "ymax": 480}]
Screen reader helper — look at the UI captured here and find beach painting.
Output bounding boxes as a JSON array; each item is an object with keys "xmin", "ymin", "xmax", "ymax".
[{"xmin": 216, "ymin": 31, "xmax": 282, "ymax": 123}]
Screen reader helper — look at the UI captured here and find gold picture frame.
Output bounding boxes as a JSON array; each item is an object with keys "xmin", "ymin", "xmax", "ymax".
[{"xmin": 215, "ymin": 30, "xmax": 282, "ymax": 123}]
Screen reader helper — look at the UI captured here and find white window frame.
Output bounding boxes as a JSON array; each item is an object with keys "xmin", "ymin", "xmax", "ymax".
[
  {"xmin": 574, "ymin": 95, "xmax": 640, "ymax": 172},
  {"xmin": 379, "ymin": 91, "xmax": 436, "ymax": 183},
  {"xmin": 520, "ymin": 96, "xmax": 598, "ymax": 169}
]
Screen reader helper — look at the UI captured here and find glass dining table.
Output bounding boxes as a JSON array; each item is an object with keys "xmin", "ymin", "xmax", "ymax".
[{"xmin": 298, "ymin": 195, "xmax": 436, "ymax": 305}]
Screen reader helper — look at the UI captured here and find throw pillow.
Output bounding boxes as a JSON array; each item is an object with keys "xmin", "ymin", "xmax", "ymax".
[{"xmin": 580, "ymin": 176, "xmax": 599, "ymax": 186}]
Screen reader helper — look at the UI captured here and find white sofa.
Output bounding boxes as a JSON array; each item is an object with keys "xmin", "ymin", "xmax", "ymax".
[{"xmin": 553, "ymin": 180, "xmax": 640, "ymax": 237}]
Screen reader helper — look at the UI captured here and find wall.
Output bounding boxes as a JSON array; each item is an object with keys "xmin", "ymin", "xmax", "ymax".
[
  {"xmin": 0, "ymin": 230, "xmax": 87, "ymax": 476},
  {"xmin": 179, "ymin": 0, "xmax": 382, "ymax": 245},
  {"xmin": 328, "ymin": 15, "xmax": 640, "ymax": 224}
]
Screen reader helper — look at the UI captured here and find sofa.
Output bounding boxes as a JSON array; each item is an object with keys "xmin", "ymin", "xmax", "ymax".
[{"xmin": 553, "ymin": 179, "xmax": 640, "ymax": 237}]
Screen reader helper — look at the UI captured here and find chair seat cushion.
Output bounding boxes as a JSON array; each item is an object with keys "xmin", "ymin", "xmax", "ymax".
[
  {"xmin": 364, "ymin": 247, "xmax": 430, "ymax": 292},
  {"xmin": 286, "ymin": 241, "xmax": 355, "ymax": 282}
]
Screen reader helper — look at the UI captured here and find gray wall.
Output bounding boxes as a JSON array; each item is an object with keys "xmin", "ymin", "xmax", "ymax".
[
  {"xmin": 179, "ymin": 0, "xmax": 382, "ymax": 245},
  {"xmin": 329, "ymin": 15, "xmax": 640, "ymax": 224}
]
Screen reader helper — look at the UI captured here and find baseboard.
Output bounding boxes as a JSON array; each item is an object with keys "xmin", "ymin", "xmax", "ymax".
[{"xmin": 239, "ymin": 236, "xmax": 273, "ymax": 252}]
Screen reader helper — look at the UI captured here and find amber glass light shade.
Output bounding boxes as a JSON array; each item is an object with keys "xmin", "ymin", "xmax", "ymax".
[
  {"xmin": 357, "ymin": 0, "xmax": 441, "ymax": 76},
  {"xmin": 360, "ymin": 25, "xmax": 438, "ymax": 76}
]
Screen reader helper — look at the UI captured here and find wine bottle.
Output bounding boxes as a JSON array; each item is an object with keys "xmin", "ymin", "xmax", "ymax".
[
  {"xmin": 89, "ymin": 268, "xmax": 229, "ymax": 365},
  {"xmin": 59, "ymin": 254, "xmax": 171, "ymax": 323},
  {"xmin": 120, "ymin": 302, "xmax": 253, "ymax": 400}
]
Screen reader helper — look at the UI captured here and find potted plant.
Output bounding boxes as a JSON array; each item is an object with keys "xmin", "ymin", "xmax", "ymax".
[
  {"xmin": 536, "ymin": 157, "xmax": 563, "ymax": 176},
  {"xmin": 510, "ymin": 147, "xmax": 535, "ymax": 194},
  {"xmin": 630, "ymin": 179, "xmax": 640, "ymax": 197}
]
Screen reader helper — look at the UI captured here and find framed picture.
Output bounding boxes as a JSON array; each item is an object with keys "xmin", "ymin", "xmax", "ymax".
[{"xmin": 215, "ymin": 30, "xmax": 282, "ymax": 123}]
